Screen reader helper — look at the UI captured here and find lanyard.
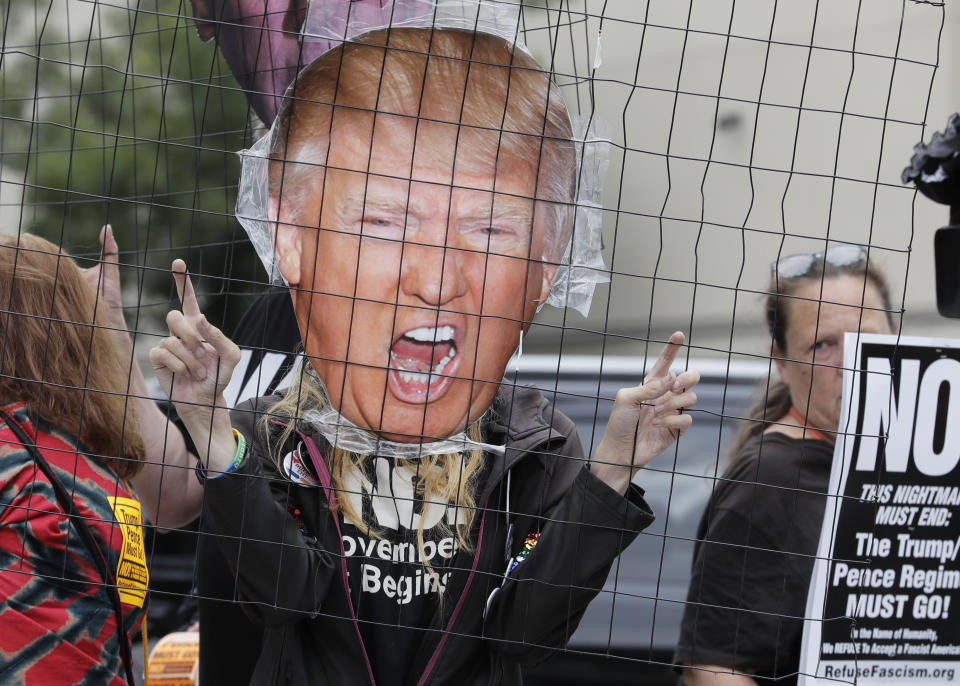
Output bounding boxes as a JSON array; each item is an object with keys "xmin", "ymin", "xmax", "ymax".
[{"xmin": 786, "ymin": 406, "xmax": 833, "ymax": 444}]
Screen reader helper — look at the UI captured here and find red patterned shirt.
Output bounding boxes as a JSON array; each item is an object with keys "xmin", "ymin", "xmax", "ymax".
[{"xmin": 0, "ymin": 402, "xmax": 147, "ymax": 685}]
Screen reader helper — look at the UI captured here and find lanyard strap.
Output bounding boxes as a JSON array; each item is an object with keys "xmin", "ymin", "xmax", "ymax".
[
  {"xmin": 0, "ymin": 408, "xmax": 136, "ymax": 686},
  {"xmin": 786, "ymin": 406, "xmax": 832, "ymax": 444}
]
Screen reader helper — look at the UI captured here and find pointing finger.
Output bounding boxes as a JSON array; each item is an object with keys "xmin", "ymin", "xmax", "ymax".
[
  {"xmin": 655, "ymin": 390, "xmax": 698, "ymax": 414},
  {"xmin": 673, "ymin": 369, "xmax": 701, "ymax": 392},
  {"xmin": 615, "ymin": 374, "xmax": 674, "ymax": 406},
  {"xmin": 645, "ymin": 331, "xmax": 685, "ymax": 382},
  {"xmin": 655, "ymin": 412, "xmax": 693, "ymax": 435},
  {"xmin": 157, "ymin": 336, "xmax": 207, "ymax": 381},
  {"xmin": 172, "ymin": 259, "xmax": 201, "ymax": 318},
  {"xmin": 166, "ymin": 310, "xmax": 205, "ymax": 352},
  {"xmin": 149, "ymin": 344, "xmax": 188, "ymax": 377},
  {"xmin": 100, "ymin": 224, "xmax": 119, "ymax": 264},
  {"xmin": 199, "ymin": 317, "xmax": 241, "ymax": 368}
]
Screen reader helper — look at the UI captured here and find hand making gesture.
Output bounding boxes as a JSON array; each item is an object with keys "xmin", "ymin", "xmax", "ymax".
[
  {"xmin": 79, "ymin": 228, "xmax": 205, "ymax": 526},
  {"xmin": 592, "ymin": 332, "xmax": 700, "ymax": 494},
  {"xmin": 80, "ymin": 225, "xmax": 127, "ymax": 339},
  {"xmin": 149, "ymin": 260, "xmax": 241, "ymax": 472}
]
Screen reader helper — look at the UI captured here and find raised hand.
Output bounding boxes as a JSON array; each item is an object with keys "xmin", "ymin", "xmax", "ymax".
[
  {"xmin": 81, "ymin": 225, "xmax": 127, "ymax": 337},
  {"xmin": 149, "ymin": 260, "xmax": 240, "ymax": 470},
  {"xmin": 592, "ymin": 332, "xmax": 701, "ymax": 495},
  {"xmin": 76, "ymin": 228, "xmax": 204, "ymax": 526}
]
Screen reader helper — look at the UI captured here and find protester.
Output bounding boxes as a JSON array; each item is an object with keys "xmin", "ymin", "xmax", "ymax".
[
  {"xmin": 0, "ymin": 233, "xmax": 149, "ymax": 685},
  {"xmin": 191, "ymin": 286, "xmax": 299, "ymax": 685},
  {"xmin": 152, "ymin": 27, "xmax": 701, "ymax": 685},
  {"xmin": 185, "ymin": 2, "xmax": 434, "ymax": 679},
  {"xmin": 675, "ymin": 246, "xmax": 897, "ymax": 685}
]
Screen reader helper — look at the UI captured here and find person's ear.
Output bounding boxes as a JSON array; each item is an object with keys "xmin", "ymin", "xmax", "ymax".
[
  {"xmin": 536, "ymin": 261, "xmax": 558, "ymax": 311},
  {"xmin": 189, "ymin": 0, "xmax": 216, "ymax": 42},
  {"xmin": 269, "ymin": 194, "xmax": 301, "ymax": 286}
]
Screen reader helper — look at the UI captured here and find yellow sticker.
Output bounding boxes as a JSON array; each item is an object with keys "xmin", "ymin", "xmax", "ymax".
[
  {"xmin": 147, "ymin": 631, "xmax": 200, "ymax": 685},
  {"xmin": 108, "ymin": 496, "xmax": 149, "ymax": 608}
]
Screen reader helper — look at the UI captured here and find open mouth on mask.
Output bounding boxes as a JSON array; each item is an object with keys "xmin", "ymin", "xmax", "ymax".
[{"xmin": 388, "ymin": 325, "xmax": 461, "ymax": 403}]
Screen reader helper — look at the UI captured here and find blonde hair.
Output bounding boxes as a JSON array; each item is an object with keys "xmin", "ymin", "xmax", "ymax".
[
  {"xmin": 269, "ymin": 26, "xmax": 577, "ymax": 263},
  {"xmin": 267, "ymin": 363, "xmax": 485, "ymax": 583},
  {"xmin": 0, "ymin": 233, "xmax": 144, "ymax": 478}
]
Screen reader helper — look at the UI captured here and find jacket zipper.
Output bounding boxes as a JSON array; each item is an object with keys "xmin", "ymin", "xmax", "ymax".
[{"xmin": 415, "ymin": 505, "xmax": 488, "ymax": 686}]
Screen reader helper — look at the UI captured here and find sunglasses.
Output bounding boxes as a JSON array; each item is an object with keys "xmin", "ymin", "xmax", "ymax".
[{"xmin": 772, "ymin": 245, "xmax": 867, "ymax": 279}]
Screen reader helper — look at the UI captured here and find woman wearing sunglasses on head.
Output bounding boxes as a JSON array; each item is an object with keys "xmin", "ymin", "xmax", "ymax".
[{"xmin": 675, "ymin": 245, "xmax": 897, "ymax": 685}]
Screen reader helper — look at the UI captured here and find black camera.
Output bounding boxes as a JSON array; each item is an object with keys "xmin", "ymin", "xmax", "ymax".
[{"xmin": 903, "ymin": 113, "xmax": 960, "ymax": 318}]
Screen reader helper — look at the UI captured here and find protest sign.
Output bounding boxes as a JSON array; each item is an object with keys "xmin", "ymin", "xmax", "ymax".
[{"xmin": 800, "ymin": 333, "xmax": 960, "ymax": 685}]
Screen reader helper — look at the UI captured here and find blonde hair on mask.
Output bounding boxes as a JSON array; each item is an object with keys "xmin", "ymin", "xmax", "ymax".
[{"xmin": 266, "ymin": 362, "xmax": 485, "ymax": 589}]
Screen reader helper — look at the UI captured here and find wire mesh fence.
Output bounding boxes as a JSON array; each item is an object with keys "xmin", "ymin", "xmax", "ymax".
[{"xmin": 0, "ymin": 1, "xmax": 951, "ymax": 684}]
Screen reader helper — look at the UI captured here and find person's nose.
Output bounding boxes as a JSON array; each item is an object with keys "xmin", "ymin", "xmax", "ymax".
[
  {"xmin": 399, "ymin": 229, "xmax": 469, "ymax": 307},
  {"xmin": 833, "ymin": 358, "xmax": 845, "ymax": 378}
]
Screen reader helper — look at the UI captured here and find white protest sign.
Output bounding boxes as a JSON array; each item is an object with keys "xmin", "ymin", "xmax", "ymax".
[{"xmin": 800, "ymin": 333, "xmax": 960, "ymax": 685}]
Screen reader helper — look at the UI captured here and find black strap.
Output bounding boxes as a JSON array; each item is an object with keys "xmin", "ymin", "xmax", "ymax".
[{"xmin": 0, "ymin": 409, "xmax": 136, "ymax": 686}]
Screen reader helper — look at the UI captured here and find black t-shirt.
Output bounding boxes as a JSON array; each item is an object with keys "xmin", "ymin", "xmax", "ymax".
[
  {"xmin": 674, "ymin": 432, "xmax": 834, "ymax": 685},
  {"xmin": 339, "ymin": 455, "xmax": 472, "ymax": 686}
]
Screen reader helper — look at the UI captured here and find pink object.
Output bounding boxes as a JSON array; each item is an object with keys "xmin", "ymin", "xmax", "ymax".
[{"xmin": 190, "ymin": 0, "xmax": 425, "ymax": 123}]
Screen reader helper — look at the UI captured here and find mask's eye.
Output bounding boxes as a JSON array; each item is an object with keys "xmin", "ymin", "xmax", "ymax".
[
  {"xmin": 459, "ymin": 219, "xmax": 529, "ymax": 253},
  {"xmin": 481, "ymin": 226, "xmax": 509, "ymax": 237},
  {"xmin": 362, "ymin": 216, "xmax": 402, "ymax": 236}
]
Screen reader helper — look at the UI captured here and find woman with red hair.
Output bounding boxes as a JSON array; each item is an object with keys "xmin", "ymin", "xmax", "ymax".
[{"xmin": 0, "ymin": 232, "xmax": 149, "ymax": 685}]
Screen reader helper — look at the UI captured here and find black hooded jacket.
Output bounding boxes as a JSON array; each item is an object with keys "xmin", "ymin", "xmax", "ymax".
[{"xmin": 203, "ymin": 384, "xmax": 654, "ymax": 685}]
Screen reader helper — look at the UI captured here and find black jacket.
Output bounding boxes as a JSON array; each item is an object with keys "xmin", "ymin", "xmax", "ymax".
[{"xmin": 203, "ymin": 384, "xmax": 655, "ymax": 685}]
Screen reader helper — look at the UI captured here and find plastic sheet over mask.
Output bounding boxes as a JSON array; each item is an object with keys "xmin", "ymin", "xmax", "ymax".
[{"xmin": 234, "ymin": 0, "xmax": 611, "ymax": 317}]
